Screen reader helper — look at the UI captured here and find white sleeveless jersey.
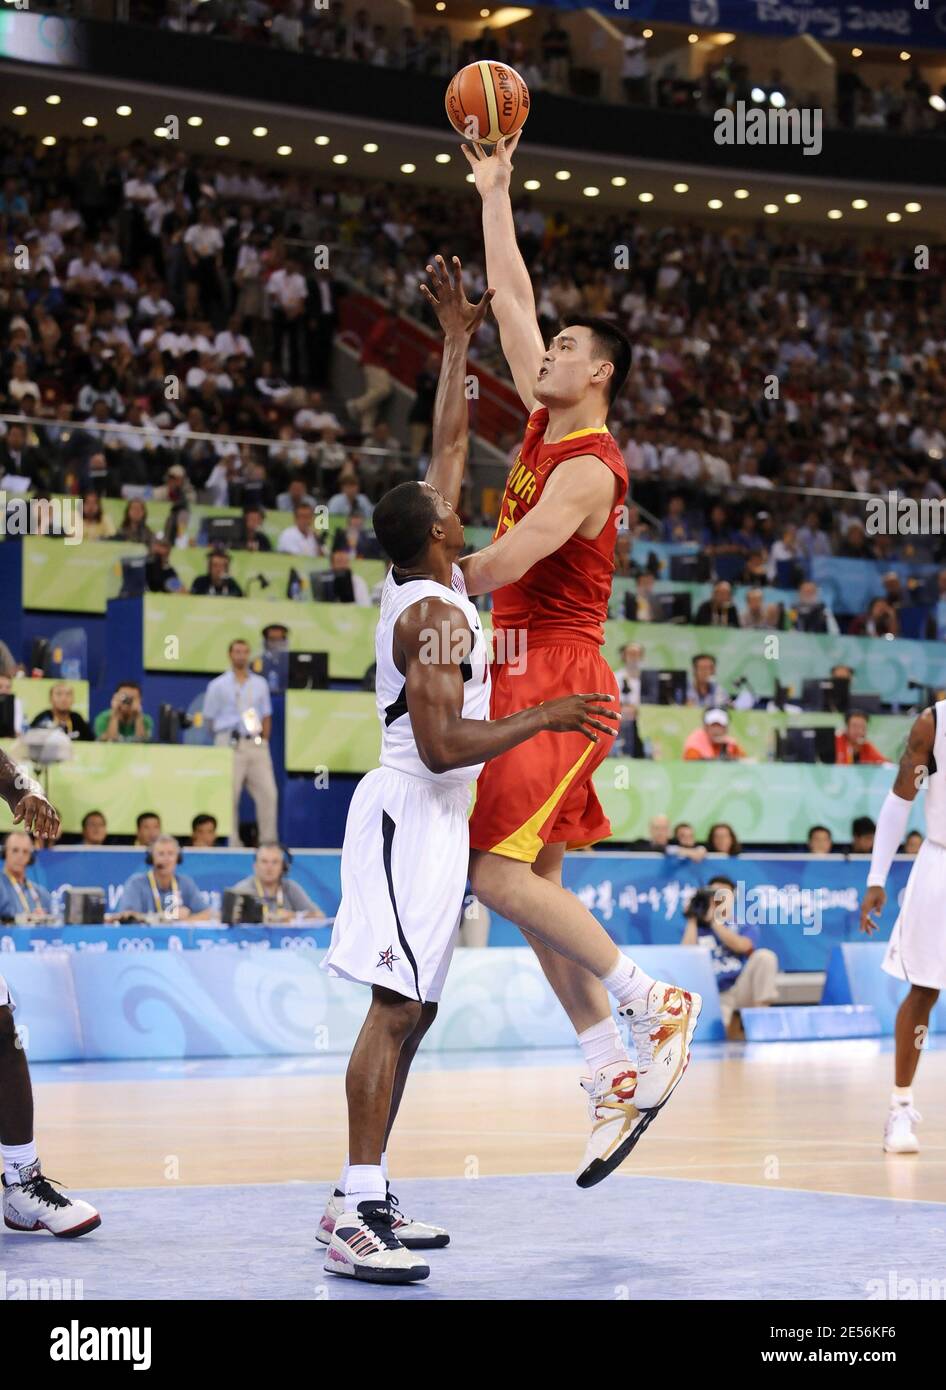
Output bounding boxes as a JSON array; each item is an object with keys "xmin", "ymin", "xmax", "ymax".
[
  {"xmin": 375, "ymin": 563, "xmax": 491, "ymax": 787},
  {"xmin": 923, "ymin": 700, "xmax": 946, "ymax": 844}
]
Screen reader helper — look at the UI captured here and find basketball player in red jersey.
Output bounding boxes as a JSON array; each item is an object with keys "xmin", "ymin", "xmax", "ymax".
[{"xmin": 458, "ymin": 133, "xmax": 702, "ymax": 1186}]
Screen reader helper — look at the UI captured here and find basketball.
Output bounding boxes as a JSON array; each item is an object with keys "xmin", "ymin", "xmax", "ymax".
[{"xmin": 445, "ymin": 60, "xmax": 530, "ymax": 144}]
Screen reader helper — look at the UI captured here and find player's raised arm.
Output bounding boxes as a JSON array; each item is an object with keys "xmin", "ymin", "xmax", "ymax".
[
  {"xmin": 463, "ymin": 133, "xmax": 545, "ymax": 412},
  {"xmin": 460, "ymin": 452, "xmax": 615, "ymax": 596},
  {"xmin": 859, "ymin": 708, "xmax": 933, "ymax": 934},
  {"xmin": 0, "ymin": 747, "xmax": 60, "ymax": 843},
  {"xmin": 419, "ymin": 255, "xmax": 494, "ymax": 509},
  {"xmin": 396, "ymin": 596, "xmax": 616, "ymax": 773}
]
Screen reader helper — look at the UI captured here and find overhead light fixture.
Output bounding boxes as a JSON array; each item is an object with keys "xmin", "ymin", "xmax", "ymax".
[
  {"xmin": 435, "ymin": 153, "xmax": 451, "ymax": 164},
  {"xmin": 277, "ymin": 145, "xmax": 293, "ymax": 156},
  {"xmin": 770, "ymin": 90, "xmax": 786, "ymax": 108},
  {"xmin": 523, "ymin": 179, "xmax": 541, "ymax": 190},
  {"xmin": 583, "ymin": 186, "xmax": 600, "ymax": 197},
  {"xmin": 707, "ymin": 198, "xmax": 723, "ymax": 209},
  {"xmin": 314, "ymin": 135, "xmax": 330, "ymax": 146},
  {"xmin": 930, "ymin": 94, "xmax": 946, "ymax": 112},
  {"xmin": 733, "ymin": 188, "xmax": 749, "ymax": 199},
  {"xmin": 45, "ymin": 94, "xmax": 61, "ymax": 106},
  {"xmin": 555, "ymin": 170, "xmax": 571, "ymax": 180},
  {"xmin": 252, "ymin": 126, "xmax": 268, "ymax": 137},
  {"xmin": 751, "ymin": 86, "xmax": 766, "ymax": 103},
  {"xmin": 41, "ymin": 135, "xmax": 57, "ymax": 146},
  {"xmin": 688, "ymin": 33, "xmax": 699, "ymax": 44},
  {"xmin": 905, "ymin": 201, "xmax": 922, "ymax": 213},
  {"xmin": 638, "ymin": 192, "xmax": 654, "ymax": 203},
  {"xmin": 851, "ymin": 198, "xmax": 868, "ymax": 209},
  {"xmin": 214, "ymin": 135, "xmax": 230, "ymax": 147},
  {"xmin": 331, "ymin": 153, "xmax": 347, "ymax": 164},
  {"xmin": 784, "ymin": 193, "xmax": 801, "ymax": 204},
  {"xmin": 851, "ymin": 47, "xmax": 862, "ymax": 57},
  {"xmin": 401, "ymin": 162, "xmax": 416, "ymax": 173},
  {"xmin": 886, "ymin": 211, "xmax": 902, "ymax": 222},
  {"xmin": 900, "ymin": 51, "xmax": 910, "ymax": 61},
  {"xmin": 827, "ymin": 209, "xmax": 843, "ymax": 219},
  {"xmin": 673, "ymin": 182, "xmax": 689, "ymax": 193},
  {"xmin": 82, "ymin": 116, "xmax": 98, "ymax": 128},
  {"xmin": 611, "ymin": 175, "xmax": 627, "ymax": 187},
  {"xmin": 116, "ymin": 104, "xmax": 132, "ymax": 117},
  {"xmin": 11, "ymin": 105, "xmax": 27, "ymax": 117},
  {"xmin": 763, "ymin": 203, "xmax": 779, "ymax": 214},
  {"xmin": 466, "ymin": 172, "xmax": 475, "ymax": 183},
  {"xmin": 153, "ymin": 127, "xmax": 168, "ymax": 139},
  {"xmin": 363, "ymin": 142, "xmax": 379, "ymax": 153},
  {"xmin": 187, "ymin": 116, "xmax": 202, "ymax": 127},
  {"xmin": 642, "ymin": 29, "xmax": 653, "ymax": 39}
]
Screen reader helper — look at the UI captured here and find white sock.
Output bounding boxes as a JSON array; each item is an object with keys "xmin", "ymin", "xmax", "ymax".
[
  {"xmin": 336, "ymin": 1153, "xmax": 349, "ymax": 1194},
  {"xmin": 577, "ymin": 1017, "xmax": 629, "ymax": 1074},
  {"xmin": 892, "ymin": 1087, "xmax": 913, "ymax": 1106},
  {"xmin": 380, "ymin": 1150, "xmax": 389, "ymax": 1183},
  {"xmin": 601, "ymin": 952, "xmax": 655, "ymax": 1009},
  {"xmin": 2, "ymin": 1139, "xmax": 38, "ymax": 1185},
  {"xmin": 344, "ymin": 1164, "xmax": 386, "ymax": 1212}
]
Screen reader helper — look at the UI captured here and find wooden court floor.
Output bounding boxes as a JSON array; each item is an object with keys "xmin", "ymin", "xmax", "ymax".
[{"xmin": 31, "ymin": 1043, "xmax": 946, "ymax": 1205}]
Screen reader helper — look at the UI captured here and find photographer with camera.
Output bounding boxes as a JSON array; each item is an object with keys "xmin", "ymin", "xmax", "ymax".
[
  {"xmin": 683, "ymin": 876, "xmax": 778, "ymax": 1040},
  {"xmin": 94, "ymin": 681, "xmax": 153, "ymax": 743}
]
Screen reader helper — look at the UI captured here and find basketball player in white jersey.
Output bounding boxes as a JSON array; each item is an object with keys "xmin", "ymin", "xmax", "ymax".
[
  {"xmin": 860, "ymin": 705, "xmax": 940, "ymax": 1153},
  {"xmin": 320, "ymin": 259, "xmax": 617, "ymax": 1283},
  {"xmin": 0, "ymin": 750, "xmax": 100, "ymax": 1236}
]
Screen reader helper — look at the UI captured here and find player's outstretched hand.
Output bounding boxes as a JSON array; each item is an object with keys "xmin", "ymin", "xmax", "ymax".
[
  {"xmin": 461, "ymin": 131, "xmax": 521, "ymax": 197},
  {"xmin": 419, "ymin": 255, "xmax": 494, "ymax": 338},
  {"xmin": 13, "ymin": 792, "xmax": 61, "ymax": 843},
  {"xmin": 859, "ymin": 885, "xmax": 886, "ymax": 935},
  {"xmin": 542, "ymin": 693, "xmax": 619, "ymax": 743}
]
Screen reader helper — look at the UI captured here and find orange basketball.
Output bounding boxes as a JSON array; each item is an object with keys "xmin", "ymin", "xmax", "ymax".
[{"xmin": 445, "ymin": 60, "xmax": 530, "ymax": 145}]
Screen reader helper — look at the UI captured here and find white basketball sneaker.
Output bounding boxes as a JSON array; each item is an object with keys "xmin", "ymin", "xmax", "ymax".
[
  {"xmin": 619, "ymin": 982, "xmax": 702, "ymax": 1111},
  {"xmin": 323, "ymin": 1200, "xmax": 430, "ymax": 1284},
  {"xmin": 2, "ymin": 1162, "xmax": 101, "ymax": 1238},
  {"xmin": 576, "ymin": 1062, "xmax": 655, "ymax": 1189},
  {"xmin": 884, "ymin": 1103, "xmax": 921, "ymax": 1154},
  {"xmin": 317, "ymin": 1186, "xmax": 449, "ymax": 1249}
]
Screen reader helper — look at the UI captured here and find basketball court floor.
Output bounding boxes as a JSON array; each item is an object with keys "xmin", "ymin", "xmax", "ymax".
[{"xmin": 9, "ymin": 1041, "xmax": 946, "ymax": 1300}]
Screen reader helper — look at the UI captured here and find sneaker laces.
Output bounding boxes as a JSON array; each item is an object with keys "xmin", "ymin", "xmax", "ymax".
[
  {"xmin": 891, "ymin": 1104, "xmax": 921, "ymax": 1127},
  {"xmin": 357, "ymin": 1200, "xmax": 402, "ymax": 1250},
  {"xmin": 629, "ymin": 1013, "xmax": 656, "ymax": 1069},
  {"xmin": 19, "ymin": 1173, "xmax": 70, "ymax": 1210}
]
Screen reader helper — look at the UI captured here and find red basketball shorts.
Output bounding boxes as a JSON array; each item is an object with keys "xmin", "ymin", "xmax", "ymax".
[{"xmin": 468, "ymin": 639, "xmax": 618, "ymax": 863}]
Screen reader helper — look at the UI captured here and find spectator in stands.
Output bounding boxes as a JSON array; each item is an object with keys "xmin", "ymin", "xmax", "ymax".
[
  {"xmin": 228, "ymin": 842, "xmax": 325, "ymax": 923},
  {"xmin": 850, "ymin": 816, "xmax": 876, "ymax": 853},
  {"xmin": 346, "ymin": 309, "xmax": 396, "ymax": 430},
  {"xmin": 133, "ymin": 812, "xmax": 162, "ymax": 848},
  {"xmin": 203, "ymin": 638, "xmax": 278, "ymax": 846},
  {"xmin": 277, "ymin": 502, "xmax": 322, "ymax": 558},
  {"xmin": 240, "ymin": 506, "xmax": 272, "ymax": 553},
  {"xmin": 0, "ymin": 676, "xmax": 26, "ymax": 736},
  {"xmin": 708, "ymin": 823, "xmax": 741, "ymax": 856},
  {"xmin": 0, "ymin": 640, "xmax": 18, "ymax": 678},
  {"xmin": 324, "ymin": 543, "xmax": 371, "ymax": 606},
  {"xmin": 112, "ymin": 835, "xmax": 211, "ymax": 922},
  {"xmin": 261, "ymin": 623, "xmax": 290, "ymax": 657},
  {"xmin": 622, "ymin": 32, "xmax": 650, "ymax": 104},
  {"xmin": 903, "ymin": 830, "xmax": 923, "ymax": 855},
  {"xmin": 671, "ymin": 822, "xmax": 707, "ymax": 862},
  {"xmin": 740, "ymin": 587, "xmax": 770, "ymax": 630},
  {"xmin": 687, "ymin": 653, "xmax": 725, "ymax": 708},
  {"xmin": 789, "ymin": 580, "xmax": 839, "ymax": 635},
  {"xmin": 630, "ymin": 814, "xmax": 705, "ymax": 861},
  {"xmin": 624, "ymin": 572, "xmax": 656, "ymax": 622},
  {"xmin": 683, "ymin": 876, "xmax": 778, "ymax": 1040},
  {"xmin": 267, "ymin": 256, "xmax": 308, "ymax": 380},
  {"xmin": 95, "ymin": 682, "xmax": 153, "ymax": 743},
  {"xmin": 796, "ymin": 509, "xmax": 832, "ymax": 562},
  {"xmin": 612, "ymin": 641, "xmax": 644, "ymax": 757},
  {"xmin": 694, "ymin": 580, "xmax": 739, "ymax": 629},
  {"xmin": 807, "ymin": 825, "xmax": 834, "ymax": 856},
  {"xmin": 79, "ymin": 491, "xmax": 115, "ymax": 541},
  {"xmin": 327, "ymin": 473, "xmax": 373, "ymax": 522},
  {"xmin": 191, "ymin": 551, "xmax": 244, "ymax": 597},
  {"xmin": 925, "ymin": 569, "xmax": 946, "ymax": 640},
  {"xmin": 276, "ymin": 477, "xmax": 318, "ymax": 514},
  {"xmin": 661, "ymin": 494, "xmax": 693, "ymax": 543},
  {"xmin": 29, "ymin": 683, "xmax": 93, "ymax": 742},
  {"xmin": 408, "ymin": 351, "xmax": 439, "ymax": 460},
  {"xmin": 77, "ymin": 809, "xmax": 108, "ymax": 847},
  {"xmin": 0, "ymin": 831, "xmax": 53, "ymax": 923},
  {"xmin": 115, "ymin": 499, "xmax": 155, "ymax": 546},
  {"xmin": 190, "ymin": 813, "xmax": 219, "ymax": 848},
  {"xmin": 540, "ymin": 14, "xmax": 571, "ymax": 92},
  {"xmin": 823, "ymin": 664, "xmax": 856, "ymax": 712},
  {"xmin": 683, "ymin": 708, "xmax": 745, "ymax": 761},
  {"xmin": 849, "ymin": 597, "xmax": 899, "ymax": 639},
  {"xmin": 835, "ymin": 711, "xmax": 891, "ymax": 766},
  {"xmin": 767, "ymin": 524, "xmax": 803, "ymax": 584},
  {"xmin": 144, "ymin": 537, "xmax": 185, "ymax": 594}
]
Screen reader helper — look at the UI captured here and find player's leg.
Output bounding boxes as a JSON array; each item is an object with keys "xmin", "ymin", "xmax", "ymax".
[
  {"xmin": 382, "ymin": 1002, "xmax": 450, "ymax": 1249},
  {"xmin": 0, "ymin": 999, "xmax": 100, "ymax": 1237},
  {"xmin": 323, "ymin": 985, "xmax": 431, "ymax": 1283},
  {"xmin": 885, "ymin": 983, "xmax": 939, "ymax": 1154}
]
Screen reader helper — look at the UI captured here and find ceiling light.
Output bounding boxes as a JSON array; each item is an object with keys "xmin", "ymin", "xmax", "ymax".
[
  {"xmin": 252, "ymin": 126, "xmax": 268, "ymax": 137},
  {"xmin": 45, "ymin": 94, "xmax": 61, "ymax": 106},
  {"xmin": 524, "ymin": 179, "xmax": 541, "ymax": 190},
  {"xmin": 81, "ymin": 116, "xmax": 98, "ymax": 127},
  {"xmin": 784, "ymin": 193, "xmax": 801, "ymax": 204},
  {"xmin": 688, "ymin": 33, "xmax": 699, "ymax": 44},
  {"xmin": 555, "ymin": 169, "xmax": 571, "ymax": 180},
  {"xmin": 930, "ymin": 94, "xmax": 946, "ymax": 112},
  {"xmin": 11, "ymin": 106, "xmax": 26, "ymax": 117},
  {"xmin": 642, "ymin": 28, "xmax": 653, "ymax": 38},
  {"xmin": 673, "ymin": 182, "xmax": 689, "ymax": 193},
  {"xmin": 827, "ymin": 209, "xmax": 843, "ymax": 219},
  {"xmin": 278, "ymin": 145, "xmax": 293, "ymax": 157},
  {"xmin": 886, "ymin": 211, "xmax": 902, "ymax": 222},
  {"xmin": 583, "ymin": 186, "xmax": 600, "ymax": 197},
  {"xmin": 851, "ymin": 198, "xmax": 868, "ymax": 209},
  {"xmin": 466, "ymin": 173, "xmax": 475, "ymax": 183},
  {"xmin": 900, "ymin": 51, "xmax": 910, "ymax": 61},
  {"xmin": 363, "ymin": 142, "xmax": 378, "ymax": 153},
  {"xmin": 153, "ymin": 127, "xmax": 168, "ymax": 139},
  {"xmin": 763, "ymin": 203, "xmax": 779, "ymax": 214},
  {"xmin": 41, "ymin": 135, "xmax": 57, "ymax": 146},
  {"xmin": 770, "ymin": 90, "xmax": 786, "ymax": 108},
  {"xmin": 401, "ymin": 162, "xmax": 416, "ymax": 173},
  {"xmin": 611, "ymin": 175, "xmax": 627, "ymax": 187},
  {"xmin": 214, "ymin": 135, "xmax": 230, "ymax": 147},
  {"xmin": 905, "ymin": 202, "xmax": 921, "ymax": 213},
  {"xmin": 751, "ymin": 86, "xmax": 766, "ymax": 103},
  {"xmin": 187, "ymin": 116, "xmax": 202, "ymax": 127},
  {"xmin": 638, "ymin": 192, "xmax": 654, "ymax": 203},
  {"xmin": 435, "ymin": 153, "xmax": 451, "ymax": 164},
  {"xmin": 331, "ymin": 153, "xmax": 347, "ymax": 164},
  {"xmin": 707, "ymin": 198, "xmax": 722, "ymax": 209},
  {"xmin": 851, "ymin": 47, "xmax": 862, "ymax": 57},
  {"xmin": 314, "ymin": 135, "xmax": 330, "ymax": 146},
  {"xmin": 734, "ymin": 188, "xmax": 750, "ymax": 199}
]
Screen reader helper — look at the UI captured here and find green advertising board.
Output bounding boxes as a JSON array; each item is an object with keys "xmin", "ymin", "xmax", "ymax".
[
  {"xmin": 0, "ymin": 741, "xmax": 233, "ymax": 836},
  {"xmin": 143, "ymin": 594, "xmax": 377, "ymax": 679},
  {"xmin": 11, "ymin": 679, "xmax": 90, "ymax": 723}
]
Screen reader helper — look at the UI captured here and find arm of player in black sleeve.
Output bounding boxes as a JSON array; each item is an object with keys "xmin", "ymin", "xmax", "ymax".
[
  {"xmin": 0, "ymin": 747, "xmax": 61, "ymax": 842},
  {"xmin": 395, "ymin": 596, "xmax": 618, "ymax": 775},
  {"xmin": 420, "ymin": 255, "xmax": 494, "ymax": 510}
]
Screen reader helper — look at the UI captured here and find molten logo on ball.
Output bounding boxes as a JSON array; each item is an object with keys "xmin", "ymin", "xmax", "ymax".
[{"xmin": 445, "ymin": 60, "xmax": 530, "ymax": 145}]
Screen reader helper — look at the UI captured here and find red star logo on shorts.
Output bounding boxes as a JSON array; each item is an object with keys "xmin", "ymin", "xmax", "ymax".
[{"xmin": 377, "ymin": 945, "xmax": 400, "ymax": 972}]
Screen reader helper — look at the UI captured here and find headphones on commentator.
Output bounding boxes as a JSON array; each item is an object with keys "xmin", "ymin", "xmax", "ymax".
[
  {"xmin": 0, "ymin": 834, "xmax": 36, "ymax": 868},
  {"xmin": 257, "ymin": 842, "xmax": 292, "ymax": 874},
  {"xmin": 144, "ymin": 836, "xmax": 183, "ymax": 867}
]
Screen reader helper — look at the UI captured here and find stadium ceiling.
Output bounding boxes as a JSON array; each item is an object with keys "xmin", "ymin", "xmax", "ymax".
[{"xmin": 4, "ymin": 66, "xmax": 941, "ymax": 233}]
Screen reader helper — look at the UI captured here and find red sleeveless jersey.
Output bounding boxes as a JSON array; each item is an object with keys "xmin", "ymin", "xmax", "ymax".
[{"xmin": 490, "ymin": 408, "xmax": 628, "ymax": 646}]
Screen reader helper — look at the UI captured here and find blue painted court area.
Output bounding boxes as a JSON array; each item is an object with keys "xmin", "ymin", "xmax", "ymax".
[{"xmin": 2, "ymin": 1175, "xmax": 942, "ymax": 1300}]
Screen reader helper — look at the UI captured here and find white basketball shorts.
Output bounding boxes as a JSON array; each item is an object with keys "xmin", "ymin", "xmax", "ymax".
[
  {"xmin": 322, "ymin": 766, "xmax": 472, "ymax": 1003},
  {"xmin": 883, "ymin": 838, "xmax": 946, "ymax": 991}
]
